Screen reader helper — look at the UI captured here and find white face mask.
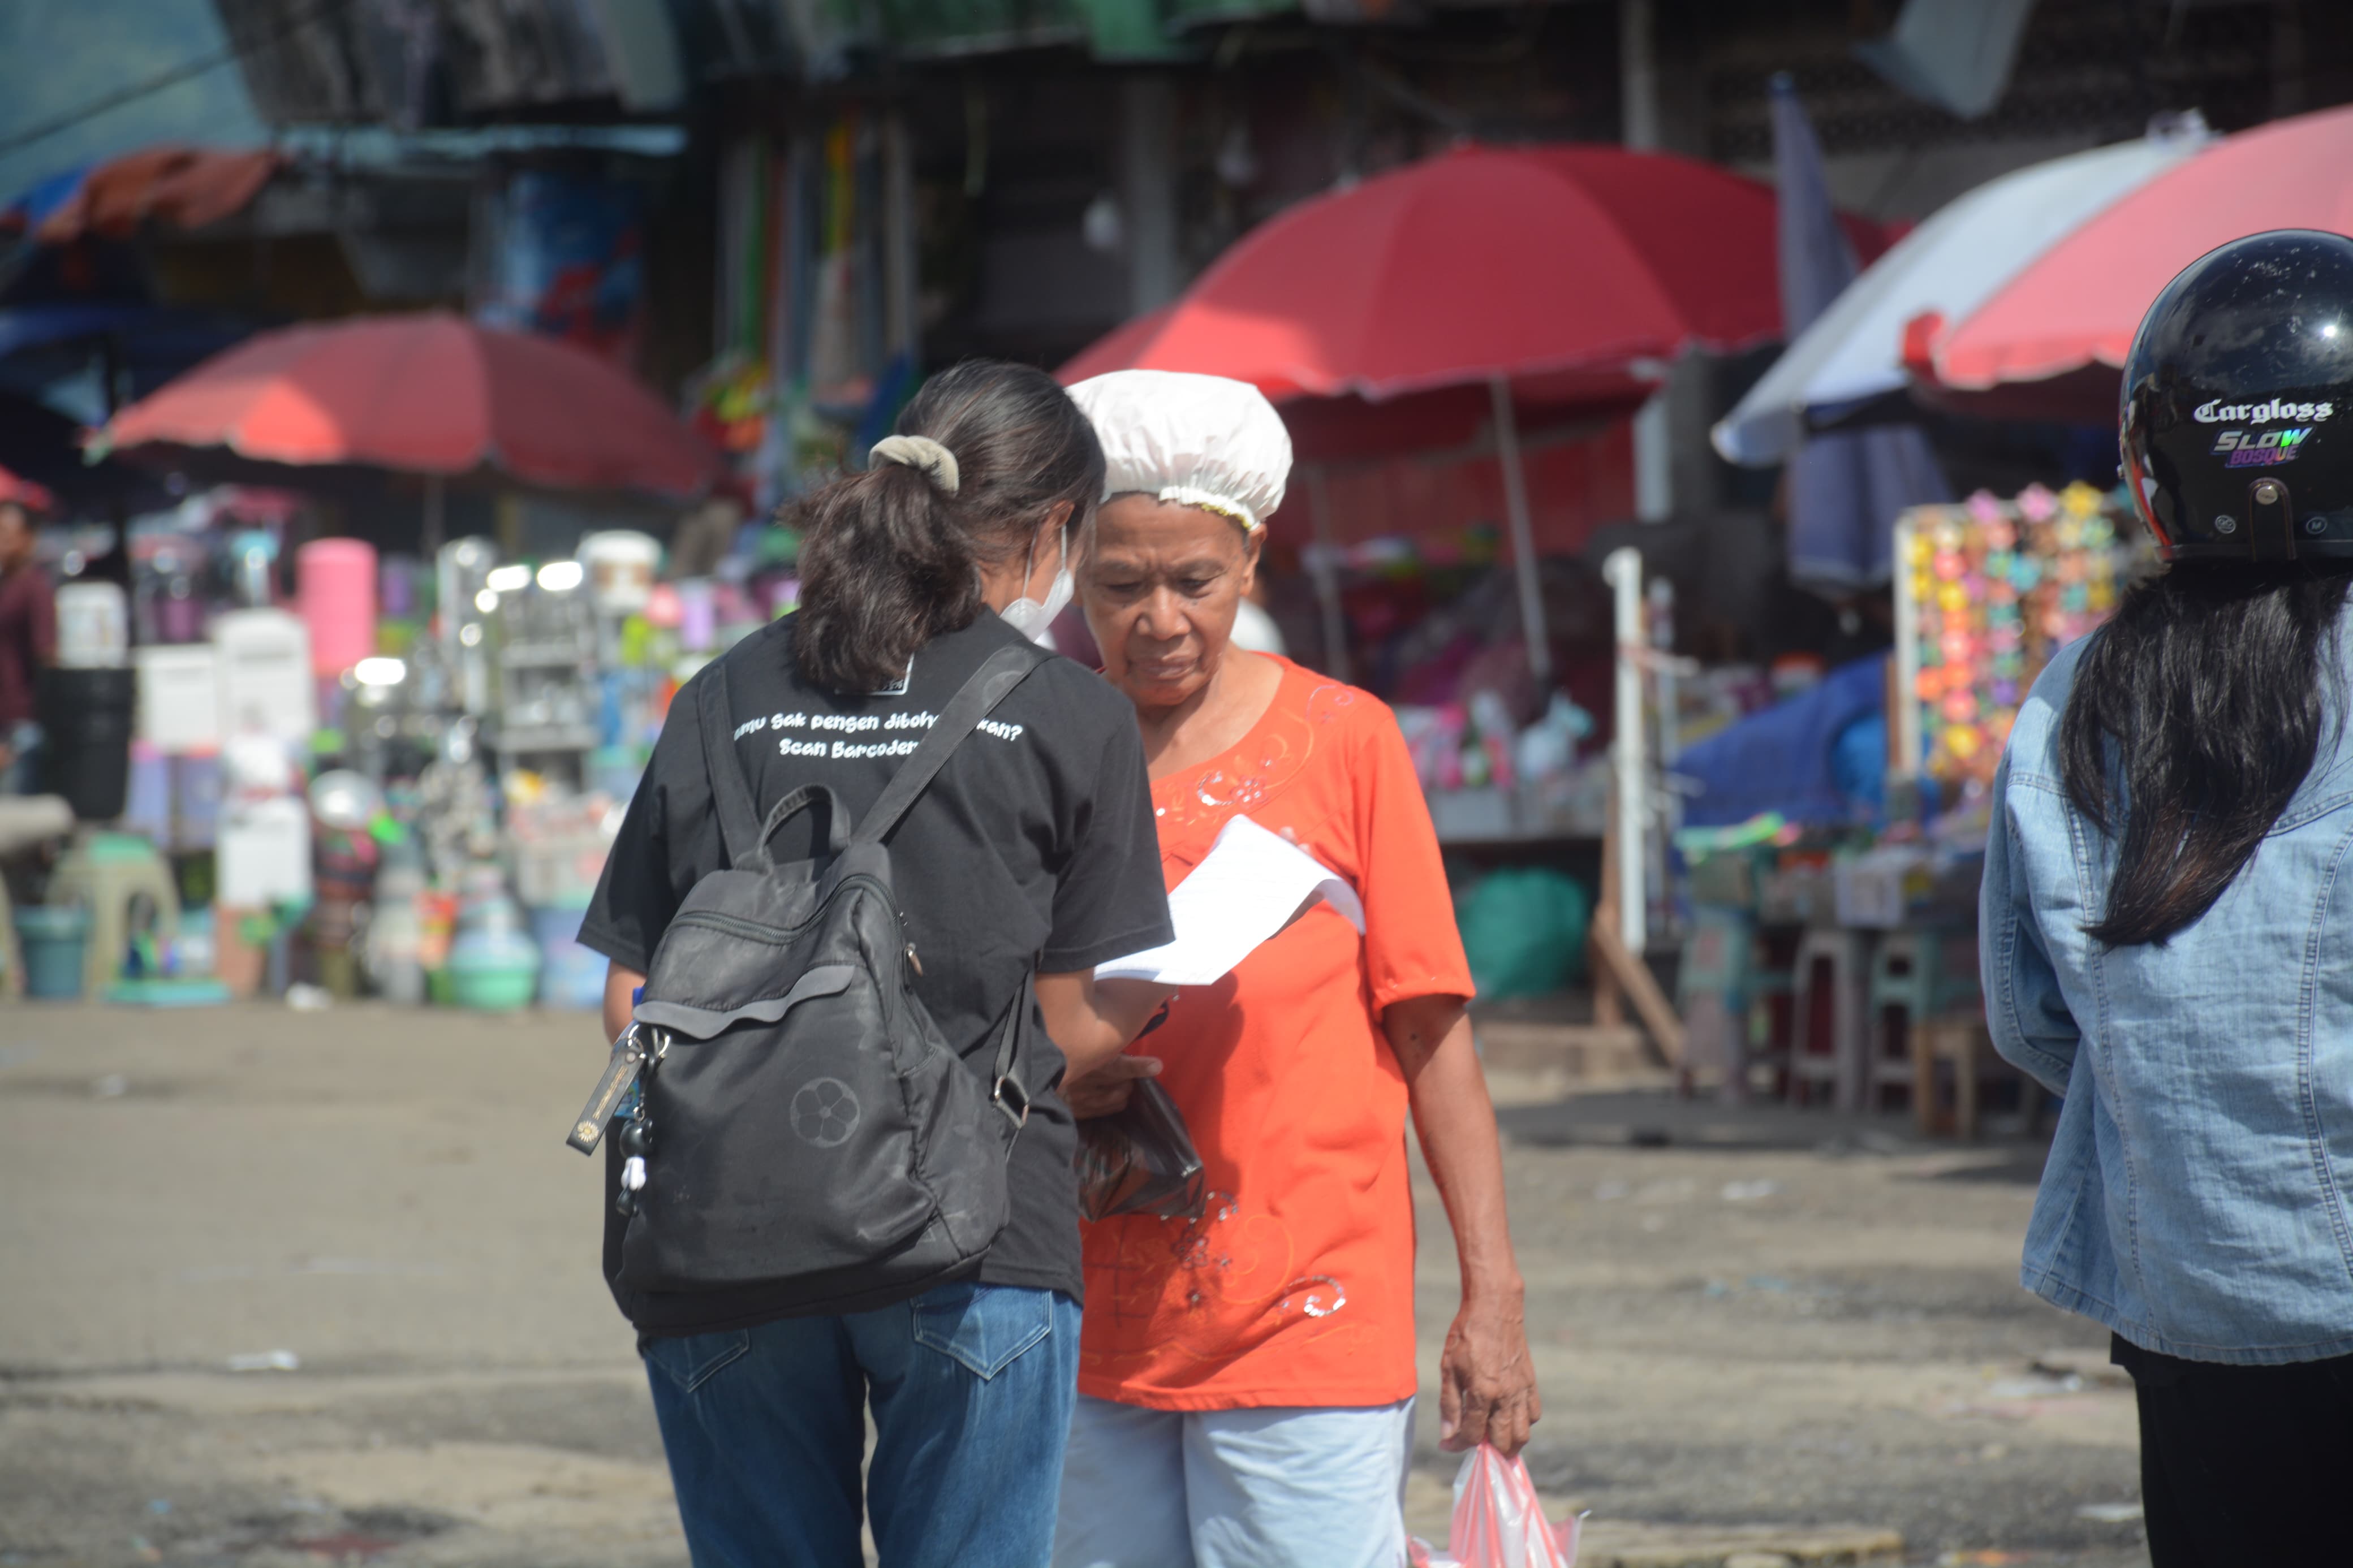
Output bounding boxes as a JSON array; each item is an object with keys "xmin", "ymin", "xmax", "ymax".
[{"xmin": 998, "ymin": 524, "xmax": 1073, "ymax": 640}]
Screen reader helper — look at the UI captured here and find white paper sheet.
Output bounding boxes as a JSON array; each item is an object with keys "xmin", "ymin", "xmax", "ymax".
[{"xmin": 1095, "ymin": 814, "xmax": 1364, "ymax": 988}]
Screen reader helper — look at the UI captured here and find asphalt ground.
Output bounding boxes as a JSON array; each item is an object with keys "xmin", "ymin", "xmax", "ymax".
[{"xmin": 0, "ymin": 1003, "xmax": 2152, "ymax": 1567}]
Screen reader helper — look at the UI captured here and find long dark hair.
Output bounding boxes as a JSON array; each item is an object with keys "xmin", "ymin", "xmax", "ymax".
[
  {"xmin": 2060, "ymin": 563, "xmax": 2351, "ymax": 945},
  {"xmin": 791, "ymin": 360, "xmax": 1104, "ymax": 693}
]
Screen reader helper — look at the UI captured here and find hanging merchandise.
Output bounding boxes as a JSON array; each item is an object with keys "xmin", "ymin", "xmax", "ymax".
[
  {"xmin": 808, "ymin": 117, "xmax": 869, "ymax": 414},
  {"xmin": 1895, "ymin": 481, "xmax": 2141, "ymax": 788},
  {"xmin": 475, "ymin": 171, "xmax": 647, "ymax": 363}
]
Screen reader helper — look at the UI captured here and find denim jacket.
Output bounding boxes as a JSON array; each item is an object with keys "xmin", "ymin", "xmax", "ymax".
[{"xmin": 1983, "ymin": 628, "xmax": 2353, "ymax": 1364}]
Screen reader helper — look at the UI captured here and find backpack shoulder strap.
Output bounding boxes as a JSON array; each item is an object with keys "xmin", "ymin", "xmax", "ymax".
[
  {"xmin": 853, "ymin": 641, "xmax": 1048, "ymax": 846},
  {"xmin": 695, "ymin": 660, "xmax": 763, "ymax": 868}
]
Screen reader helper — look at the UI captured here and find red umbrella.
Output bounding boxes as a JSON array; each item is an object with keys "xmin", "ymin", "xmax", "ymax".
[
  {"xmin": 96, "ymin": 311, "xmax": 717, "ymax": 499},
  {"xmin": 1914, "ymin": 104, "xmax": 2353, "ymax": 422},
  {"xmin": 1063, "ymin": 144, "xmax": 1887, "ymax": 677},
  {"xmin": 1063, "ymin": 143, "xmax": 1885, "ymax": 401}
]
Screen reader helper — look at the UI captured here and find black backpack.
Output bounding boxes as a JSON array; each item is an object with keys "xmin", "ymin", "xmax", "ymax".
[{"xmin": 568, "ymin": 641, "xmax": 1050, "ymax": 1317}]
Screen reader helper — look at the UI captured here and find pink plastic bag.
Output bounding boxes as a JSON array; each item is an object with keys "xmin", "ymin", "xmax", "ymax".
[{"xmin": 1408, "ymin": 1444, "xmax": 1580, "ymax": 1568}]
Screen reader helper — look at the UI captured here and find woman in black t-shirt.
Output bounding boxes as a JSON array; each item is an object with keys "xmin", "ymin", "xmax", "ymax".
[{"xmin": 581, "ymin": 361, "xmax": 1174, "ymax": 1568}]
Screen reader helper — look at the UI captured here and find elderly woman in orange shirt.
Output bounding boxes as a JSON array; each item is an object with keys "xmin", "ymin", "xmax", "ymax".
[{"xmin": 1053, "ymin": 370, "xmax": 1539, "ymax": 1568}]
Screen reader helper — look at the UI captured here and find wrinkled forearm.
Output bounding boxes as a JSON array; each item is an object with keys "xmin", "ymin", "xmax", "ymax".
[{"xmin": 1390, "ymin": 998, "xmax": 1525, "ymax": 1300}]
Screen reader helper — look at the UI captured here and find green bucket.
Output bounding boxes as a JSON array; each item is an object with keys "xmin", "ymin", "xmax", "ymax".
[{"xmin": 15, "ymin": 905, "xmax": 90, "ymax": 1000}]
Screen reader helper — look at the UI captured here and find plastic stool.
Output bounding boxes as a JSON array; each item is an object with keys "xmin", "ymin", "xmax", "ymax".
[
  {"xmin": 1865, "ymin": 927, "xmax": 1981, "ymax": 1112},
  {"xmin": 49, "ymin": 830, "xmax": 182, "ymax": 996},
  {"xmin": 1790, "ymin": 927, "xmax": 1869, "ymax": 1109}
]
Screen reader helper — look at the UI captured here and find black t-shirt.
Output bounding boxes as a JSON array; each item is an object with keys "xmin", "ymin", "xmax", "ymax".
[{"xmin": 579, "ymin": 611, "xmax": 1173, "ymax": 1332}]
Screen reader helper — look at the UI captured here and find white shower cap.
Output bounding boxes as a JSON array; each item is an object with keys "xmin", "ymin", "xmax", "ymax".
[{"xmin": 1068, "ymin": 369, "xmax": 1292, "ymax": 533}]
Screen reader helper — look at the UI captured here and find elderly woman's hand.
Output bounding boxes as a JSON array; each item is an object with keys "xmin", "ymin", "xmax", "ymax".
[
  {"xmin": 1063, "ymin": 1053, "xmax": 1162, "ymax": 1119},
  {"xmin": 1386, "ymin": 991, "xmax": 1543, "ymax": 1457},
  {"xmin": 1439, "ymin": 1286, "xmax": 1541, "ymax": 1456}
]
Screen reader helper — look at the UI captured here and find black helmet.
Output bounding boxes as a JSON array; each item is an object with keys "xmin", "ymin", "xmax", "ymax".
[{"xmin": 2121, "ymin": 229, "xmax": 2353, "ymax": 561}]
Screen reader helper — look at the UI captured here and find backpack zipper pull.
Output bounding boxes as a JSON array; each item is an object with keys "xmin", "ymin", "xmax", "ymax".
[{"xmin": 906, "ymin": 943, "xmax": 924, "ymax": 977}]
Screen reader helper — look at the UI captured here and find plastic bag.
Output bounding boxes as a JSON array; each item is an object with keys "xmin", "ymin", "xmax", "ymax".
[
  {"xmin": 1074, "ymin": 1077, "xmax": 1206, "ymax": 1221},
  {"xmin": 1409, "ymin": 1444, "xmax": 1580, "ymax": 1568}
]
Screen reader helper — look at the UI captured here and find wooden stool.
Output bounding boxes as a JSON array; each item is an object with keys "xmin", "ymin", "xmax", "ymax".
[
  {"xmin": 1915, "ymin": 1012, "xmax": 2048, "ymax": 1140},
  {"xmin": 1790, "ymin": 927, "xmax": 1869, "ymax": 1109}
]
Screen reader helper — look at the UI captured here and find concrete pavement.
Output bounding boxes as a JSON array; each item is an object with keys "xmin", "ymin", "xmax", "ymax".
[{"xmin": 0, "ymin": 1003, "xmax": 2152, "ymax": 1566}]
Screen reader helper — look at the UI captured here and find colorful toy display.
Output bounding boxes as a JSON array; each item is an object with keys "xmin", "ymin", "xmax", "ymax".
[{"xmin": 1898, "ymin": 482, "xmax": 2135, "ymax": 787}]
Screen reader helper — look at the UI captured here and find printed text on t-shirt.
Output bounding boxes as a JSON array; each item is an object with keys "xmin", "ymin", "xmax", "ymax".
[{"xmin": 732, "ymin": 709, "xmax": 1026, "ymax": 758}]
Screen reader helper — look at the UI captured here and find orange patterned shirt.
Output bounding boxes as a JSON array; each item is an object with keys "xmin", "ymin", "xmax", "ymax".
[{"xmin": 1078, "ymin": 658, "xmax": 1475, "ymax": 1410}]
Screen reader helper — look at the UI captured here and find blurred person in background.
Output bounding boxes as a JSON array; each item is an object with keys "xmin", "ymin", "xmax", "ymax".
[
  {"xmin": 1053, "ymin": 370, "xmax": 1537, "ymax": 1568},
  {"xmin": 1983, "ymin": 231, "xmax": 2353, "ymax": 1568},
  {"xmin": 0, "ymin": 472, "xmax": 56, "ymax": 794}
]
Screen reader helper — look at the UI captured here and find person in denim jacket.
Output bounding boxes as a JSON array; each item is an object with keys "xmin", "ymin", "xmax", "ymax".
[{"xmin": 1983, "ymin": 231, "xmax": 2353, "ymax": 1567}]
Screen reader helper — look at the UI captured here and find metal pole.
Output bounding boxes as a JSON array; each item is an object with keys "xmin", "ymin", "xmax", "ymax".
[
  {"xmin": 423, "ymin": 474, "xmax": 445, "ymax": 559},
  {"xmin": 1489, "ymin": 375, "xmax": 1553, "ymax": 685},
  {"xmin": 1603, "ymin": 545, "xmax": 1647, "ymax": 957},
  {"xmin": 884, "ymin": 113, "xmax": 921, "ymax": 365},
  {"xmin": 1304, "ymin": 465, "xmax": 1351, "ymax": 683},
  {"xmin": 1890, "ymin": 511, "xmax": 1922, "ymax": 778}
]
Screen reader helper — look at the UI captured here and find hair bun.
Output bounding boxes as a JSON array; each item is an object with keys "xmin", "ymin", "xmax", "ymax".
[{"xmin": 869, "ymin": 435, "xmax": 960, "ymax": 496}]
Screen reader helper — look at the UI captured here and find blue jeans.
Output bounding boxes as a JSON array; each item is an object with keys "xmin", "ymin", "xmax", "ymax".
[
  {"xmin": 643, "ymin": 1280, "xmax": 1083, "ymax": 1568},
  {"xmin": 0, "ymin": 720, "xmax": 40, "ymax": 796}
]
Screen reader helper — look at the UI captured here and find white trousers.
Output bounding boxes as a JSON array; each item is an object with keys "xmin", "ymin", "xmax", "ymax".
[{"xmin": 1051, "ymin": 1393, "xmax": 1414, "ymax": 1568}]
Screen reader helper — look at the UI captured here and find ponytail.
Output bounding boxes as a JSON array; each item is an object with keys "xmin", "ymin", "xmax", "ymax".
[
  {"xmin": 794, "ymin": 464, "xmax": 980, "ymax": 693},
  {"xmin": 789, "ymin": 360, "xmax": 1105, "ymax": 693}
]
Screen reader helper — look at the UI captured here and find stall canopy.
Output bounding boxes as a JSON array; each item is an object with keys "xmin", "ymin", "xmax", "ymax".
[
  {"xmin": 94, "ymin": 312, "xmax": 719, "ymax": 503},
  {"xmin": 1912, "ymin": 102, "xmax": 2353, "ymax": 424},
  {"xmin": 1713, "ymin": 116, "xmax": 2212, "ymax": 468}
]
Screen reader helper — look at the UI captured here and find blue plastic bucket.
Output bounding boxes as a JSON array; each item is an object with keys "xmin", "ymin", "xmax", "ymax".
[{"xmin": 16, "ymin": 905, "xmax": 90, "ymax": 1000}]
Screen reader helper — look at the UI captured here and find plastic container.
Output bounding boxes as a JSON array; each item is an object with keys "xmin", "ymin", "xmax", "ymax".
[
  {"xmin": 15, "ymin": 905, "xmax": 90, "ymax": 999},
  {"xmin": 367, "ymin": 856, "xmax": 428, "ymax": 1006},
  {"xmin": 213, "ymin": 609, "xmax": 316, "ymax": 742},
  {"xmin": 538, "ymin": 941, "xmax": 605, "ymax": 1010},
  {"xmin": 36, "ymin": 666, "xmax": 136, "ymax": 821},
  {"xmin": 54, "ymin": 580, "xmax": 128, "ymax": 668},
  {"xmin": 530, "ymin": 902, "xmax": 603, "ymax": 1009},
  {"xmin": 298, "ymin": 538, "xmax": 378, "ymax": 676},
  {"xmin": 579, "ymin": 530, "xmax": 661, "ymax": 616},
  {"xmin": 445, "ymin": 940, "xmax": 541, "ymax": 1010},
  {"xmin": 135, "ymin": 644, "xmax": 222, "ymax": 752},
  {"xmin": 173, "ymin": 906, "xmax": 217, "ymax": 977},
  {"xmin": 447, "ymin": 885, "xmax": 540, "ymax": 1010}
]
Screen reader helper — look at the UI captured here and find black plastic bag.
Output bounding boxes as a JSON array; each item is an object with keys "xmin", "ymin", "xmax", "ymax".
[{"xmin": 1075, "ymin": 1077, "xmax": 1206, "ymax": 1221}]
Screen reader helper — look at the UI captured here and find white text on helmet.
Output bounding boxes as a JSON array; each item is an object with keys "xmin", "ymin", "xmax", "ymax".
[{"xmin": 2193, "ymin": 399, "xmax": 2335, "ymax": 425}]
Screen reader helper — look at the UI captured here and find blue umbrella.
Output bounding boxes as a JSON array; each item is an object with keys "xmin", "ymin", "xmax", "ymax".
[{"xmin": 1771, "ymin": 74, "xmax": 1950, "ymax": 594}]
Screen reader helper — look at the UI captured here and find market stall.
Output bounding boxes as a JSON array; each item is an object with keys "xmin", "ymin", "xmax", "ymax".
[
  {"xmin": 1666, "ymin": 481, "xmax": 2144, "ymax": 1125},
  {"xmin": 1, "ymin": 309, "xmax": 728, "ymax": 1009}
]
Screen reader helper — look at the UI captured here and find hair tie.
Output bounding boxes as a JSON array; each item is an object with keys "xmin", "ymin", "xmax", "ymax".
[{"xmin": 869, "ymin": 435, "xmax": 960, "ymax": 496}]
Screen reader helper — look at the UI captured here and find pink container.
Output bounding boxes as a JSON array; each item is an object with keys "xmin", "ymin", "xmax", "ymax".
[{"xmin": 297, "ymin": 538, "xmax": 378, "ymax": 676}]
